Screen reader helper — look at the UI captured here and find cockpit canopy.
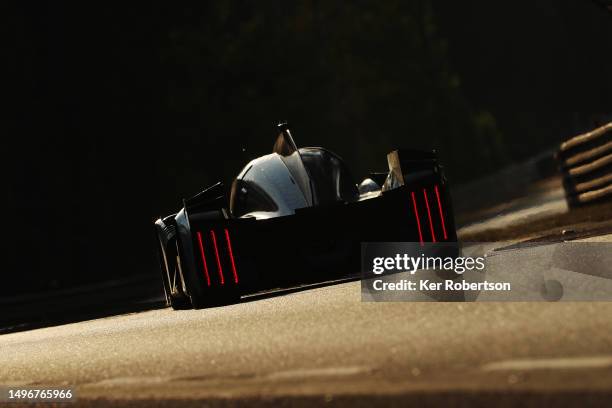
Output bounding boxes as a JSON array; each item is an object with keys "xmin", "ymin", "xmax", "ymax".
[{"xmin": 229, "ymin": 125, "xmax": 358, "ymax": 219}]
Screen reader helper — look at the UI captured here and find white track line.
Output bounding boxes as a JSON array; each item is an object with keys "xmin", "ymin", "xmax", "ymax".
[{"xmin": 482, "ymin": 356, "xmax": 612, "ymax": 371}]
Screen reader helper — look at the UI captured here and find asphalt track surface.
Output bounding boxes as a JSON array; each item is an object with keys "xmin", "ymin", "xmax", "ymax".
[
  {"xmin": 2, "ymin": 183, "xmax": 612, "ymax": 407},
  {"xmin": 2, "ymin": 278, "xmax": 612, "ymax": 407}
]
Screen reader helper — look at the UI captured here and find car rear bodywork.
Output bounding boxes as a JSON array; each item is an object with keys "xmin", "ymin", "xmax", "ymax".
[{"xmin": 154, "ymin": 123, "xmax": 457, "ymax": 309}]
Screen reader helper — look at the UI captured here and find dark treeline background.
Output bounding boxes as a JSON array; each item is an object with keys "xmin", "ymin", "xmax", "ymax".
[{"xmin": 5, "ymin": 1, "xmax": 611, "ymax": 295}]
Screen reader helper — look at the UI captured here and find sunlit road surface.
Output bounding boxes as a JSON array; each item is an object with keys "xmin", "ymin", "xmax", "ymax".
[
  {"xmin": 2, "ymin": 177, "xmax": 612, "ymax": 407},
  {"xmin": 457, "ymin": 178, "xmax": 568, "ymax": 238},
  {"xmin": 2, "ymin": 276, "xmax": 612, "ymax": 406}
]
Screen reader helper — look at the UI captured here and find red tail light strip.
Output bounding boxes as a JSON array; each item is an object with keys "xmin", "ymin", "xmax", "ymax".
[
  {"xmin": 210, "ymin": 230, "xmax": 225, "ymax": 285},
  {"xmin": 196, "ymin": 231, "xmax": 211, "ymax": 286},
  {"xmin": 224, "ymin": 229, "xmax": 239, "ymax": 284},
  {"xmin": 410, "ymin": 191, "xmax": 424, "ymax": 246},
  {"xmin": 423, "ymin": 188, "xmax": 437, "ymax": 242},
  {"xmin": 434, "ymin": 185, "xmax": 448, "ymax": 240}
]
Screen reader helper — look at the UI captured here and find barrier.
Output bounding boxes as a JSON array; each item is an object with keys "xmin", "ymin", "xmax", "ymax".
[{"xmin": 557, "ymin": 123, "xmax": 612, "ymax": 207}]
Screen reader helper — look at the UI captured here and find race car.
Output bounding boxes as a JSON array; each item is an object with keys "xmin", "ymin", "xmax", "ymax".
[{"xmin": 154, "ymin": 123, "xmax": 457, "ymax": 309}]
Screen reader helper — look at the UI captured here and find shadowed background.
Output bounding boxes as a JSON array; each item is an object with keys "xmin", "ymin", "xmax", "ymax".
[{"xmin": 5, "ymin": 0, "xmax": 611, "ymax": 297}]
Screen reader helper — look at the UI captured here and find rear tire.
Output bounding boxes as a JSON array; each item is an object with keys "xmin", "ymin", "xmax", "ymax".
[{"xmin": 169, "ymin": 293, "xmax": 192, "ymax": 310}]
